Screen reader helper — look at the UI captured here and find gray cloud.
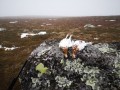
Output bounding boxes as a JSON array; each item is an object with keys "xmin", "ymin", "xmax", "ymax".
[{"xmin": 0, "ymin": 0, "xmax": 120, "ymax": 17}]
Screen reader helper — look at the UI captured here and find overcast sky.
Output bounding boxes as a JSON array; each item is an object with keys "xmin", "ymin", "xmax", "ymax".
[{"xmin": 0, "ymin": 0, "xmax": 120, "ymax": 17}]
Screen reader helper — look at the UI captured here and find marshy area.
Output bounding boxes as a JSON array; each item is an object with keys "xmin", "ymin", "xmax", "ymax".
[{"xmin": 0, "ymin": 16, "xmax": 120, "ymax": 90}]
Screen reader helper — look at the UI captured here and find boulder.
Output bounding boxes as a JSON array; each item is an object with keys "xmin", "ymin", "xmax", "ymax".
[{"xmin": 19, "ymin": 40, "xmax": 120, "ymax": 90}]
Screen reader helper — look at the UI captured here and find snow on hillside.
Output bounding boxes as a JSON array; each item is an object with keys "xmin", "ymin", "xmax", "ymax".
[
  {"xmin": 84, "ymin": 24, "xmax": 95, "ymax": 29},
  {"xmin": 20, "ymin": 31, "xmax": 47, "ymax": 38},
  {"xmin": 0, "ymin": 28, "xmax": 6, "ymax": 31},
  {"xmin": 9, "ymin": 21, "xmax": 18, "ymax": 23},
  {"xmin": 0, "ymin": 45, "xmax": 19, "ymax": 51},
  {"xmin": 38, "ymin": 31, "xmax": 47, "ymax": 35},
  {"xmin": 4, "ymin": 46, "xmax": 19, "ymax": 51}
]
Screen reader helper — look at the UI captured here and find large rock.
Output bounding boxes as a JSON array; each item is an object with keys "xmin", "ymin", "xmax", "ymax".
[{"xmin": 19, "ymin": 40, "xmax": 120, "ymax": 90}]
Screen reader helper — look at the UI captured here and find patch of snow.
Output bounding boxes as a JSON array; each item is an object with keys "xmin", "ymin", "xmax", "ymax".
[
  {"xmin": 21, "ymin": 32, "xmax": 47, "ymax": 38},
  {"xmin": 0, "ymin": 28, "xmax": 6, "ymax": 31},
  {"xmin": 48, "ymin": 19, "xmax": 56, "ymax": 21},
  {"xmin": 105, "ymin": 20, "xmax": 116, "ymax": 22},
  {"xmin": 51, "ymin": 32, "xmax": 56, "ymax": 34},
  {"xmin": 9, "ymin": 21, "xmax": 18, "ymax": 24},
  {"xmin": 21, "ymin": 33, "xmax": 38, "ymax": 38},
  {"xmin": 0, "ymin": 45, "xmax": 2, "ymax": 48},
  {"xmin": 38, "ymin": 31, "xmax": 47, "ymax": 35},
  {"xmin": 84, "ymin": 24, "xmax": 95, "ymax": 29},
  {"xmin": 41, "ymin": 23, "xmax": 52, "ymax": 26},
  {"xmin": 97, "ymin": 25, "xmax": 102, "ymax": 27},
  {"xmin": 49, "ymin": 19, "xmax": 52, "ymax": 20},
  {"xmin": 0, "ymin": 44, "xmax": 19, "ymax": 51},
  {"xmin": 29, "ymin": 33, "xmax": 37, "ymax": 36},
  {"xmin": 109, "ymin": 20, "xmax": 116, "ymax": 22},
  {"xmin": 3, "ymin": 46, "xmax": 19, "ymax": 51},
  {"xmin": 94, "ymin": 38, "xmax": 99, "ymax": 40},
  {"xmin": 21, "ymin": 33, "xmax": 29, "ymax": 38},
  {"xmin": 41, "ymin": 25, "xmax": 44, "ymax": 27}
]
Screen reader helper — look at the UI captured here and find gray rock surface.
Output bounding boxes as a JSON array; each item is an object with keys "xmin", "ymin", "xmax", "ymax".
[{"xmin": 20, "ymin": 40, "xmax": 120, "ymax": 90}]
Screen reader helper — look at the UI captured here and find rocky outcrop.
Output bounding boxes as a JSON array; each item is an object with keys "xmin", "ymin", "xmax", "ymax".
[{"xmin": 19, "ymin": 40, "xmax": 120, "ymax": 90}]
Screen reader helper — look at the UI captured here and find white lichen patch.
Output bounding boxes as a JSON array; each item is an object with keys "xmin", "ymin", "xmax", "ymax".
[
  {"xmin": 64, "ymin": 58, "xmax": 84, "ymax": 74},
  {"xmin": 114, "ymin": 52, "xmax": 120, "ymax": 78},
  {"xmin": 64, "ymin": 59, "xmax": 100, "ymax": 90},
  {"xmin": 31, "ymin": 77, "xmax": 41, "ymax": 88},
  {"xmin": 55, "ymin": 76, "xmax": 72, "ymax": 87},
  {"xmin": 37, "ymin": 47, "xmax": 52, "ymax": 56},
  {"xmin": 84, "ymin": 66, "xmax": 100, "ymax": 74},
  {"xmin": 37, "ymin": 73, "xmax": 42, "ymax": 78},
  {"xmin": 60, "ymin": 59, "xmax": 64, "ymax": 64},
  {"xmin": 94, "ymin": 43, "xmax": 116, "ymax": 53},
  {"xmin": 85, "ymin": 78, "xmax": 99, "ymax": 90},
  {"xmin": 83, "ymin": 67, "xmax": 100, "ymax": 89}
]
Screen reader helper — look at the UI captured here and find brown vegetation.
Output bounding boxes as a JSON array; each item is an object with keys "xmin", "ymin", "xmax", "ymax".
[{"xmin": 0, "ymin": 16, "xmax": 120, "ymax": 90}]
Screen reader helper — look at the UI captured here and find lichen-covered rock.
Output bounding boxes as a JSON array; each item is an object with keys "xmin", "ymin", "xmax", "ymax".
[{"xmin": 19, "ymin": 40, "xmax": 120, "ymax": 90}]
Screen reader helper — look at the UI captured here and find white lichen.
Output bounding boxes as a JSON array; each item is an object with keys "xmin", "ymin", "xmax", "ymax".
[
  {"xmin": 94, "ymin": 43, "xmax": 116, "ymax": 53},
  {"xmin": 64, "ymin": 58, "xmax": 84, "ymax": 74},
  {"xmin": 31, "ymin": 77, "xmax": 41, "ymax": 88},
  {"xmin": 55, "ymin": 76, "xmax": 72, "ymax": 87},
  {"xmin": 64, "ymin": 59, "xmax": 100, "ymax": 90}
]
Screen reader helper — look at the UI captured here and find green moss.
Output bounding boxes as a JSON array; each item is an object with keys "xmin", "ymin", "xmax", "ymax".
[{"xmin": 35, "ymin": 63, "xmax": 48, "ymax": 74}]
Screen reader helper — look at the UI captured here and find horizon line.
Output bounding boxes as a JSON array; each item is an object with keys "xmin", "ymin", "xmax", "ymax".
[{"xmin": 0, "ymin": 14, "xmax": 120, "ymax": 18}]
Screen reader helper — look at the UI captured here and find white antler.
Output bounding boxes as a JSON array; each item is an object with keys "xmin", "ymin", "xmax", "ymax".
[
  {"xmin": 69, "ymin": 34, "xmax": 73, "ymax": 40},
  {"xmin": 65, "ymin": 34, "xmax": 69, "ymax": 39}
]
